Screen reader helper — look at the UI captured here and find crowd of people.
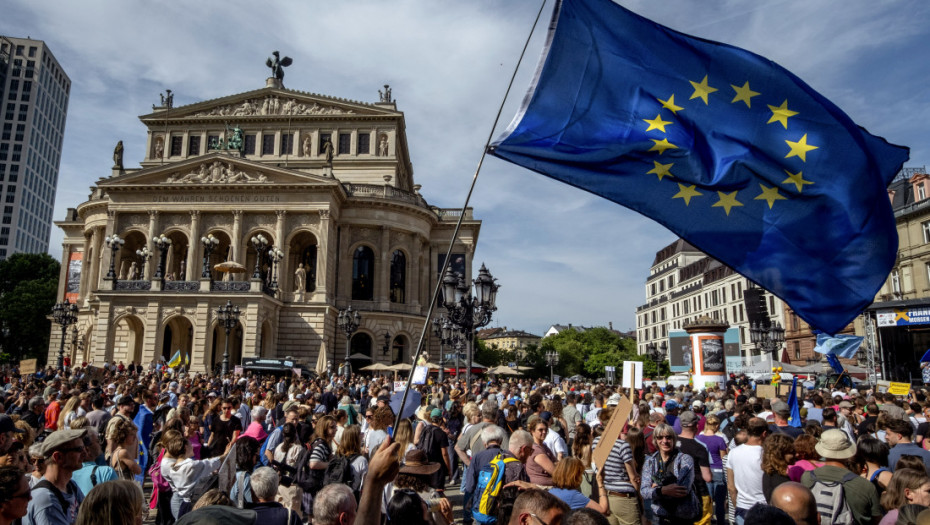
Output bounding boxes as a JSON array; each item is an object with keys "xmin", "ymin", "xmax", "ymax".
[{"xmin": 0, "ymin": 362, "xmax": 926, "ymax": 525}]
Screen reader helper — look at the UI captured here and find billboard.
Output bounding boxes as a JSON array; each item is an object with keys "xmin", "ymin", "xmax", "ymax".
[{"xmin": 65, "ymin": 251, "xmax": 83, "ymax": 303}]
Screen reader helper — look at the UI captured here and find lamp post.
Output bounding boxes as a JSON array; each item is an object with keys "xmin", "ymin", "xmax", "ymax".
[
  {"xmin": 268, "ymin": 247, "xmax": 284, "ymax": 292},
  {"xmin": 250, "ymin": 234, "xmax": 269, "ymax": 279},
  {"xmin": 337, "ymin": 306, "xmax": 360, "ymax": 381},
  {"xmin": 382, "ymin": 332, "xmax": 392, "ymax": 357},
  {"xmin": 201, "ymin": 234, "xmax": 219, "ymax": 279},
  {"xmin": 51, "ymin": 301, "xmax": 78, "ymax": 371},
  {"xmin": 432, "ymin": 317, "xmax": 453, "ymax": 383},
  {"xmin": 545, "ymin": 350, "xmax": 559, "ymax": 383},
  {"xmin": 135, "ymin": 247, "xmax": 151, "ymax": 279},
  {"xmin": 153, "ymin": 234, "xmax": 172, "ymax": 283},
  {"xmin": 646, "ymin": 341, "xmax": 668, "ymax": 377},
  {"xmin": 750, "ymin": 321, "xmax": 786, "ymax": 363},
  {"xmin": 440, "ymin": 263, "xmax": 499, "ymax": 389},
  {"xmin": 216, "ymin": 300, "xmax": 240, "ymax": 377},
  {"xmin": 104, "ymin": 234, "xmax": 124, "ymax": 282}
]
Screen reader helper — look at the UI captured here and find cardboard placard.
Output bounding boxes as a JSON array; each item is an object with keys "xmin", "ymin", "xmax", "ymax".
[
  {"xmin": 592, "ymin": 395, "xmax": 633, "ymax": 471},
  {"xmin": 887, "ymin": 382, "xmax": 911, "ymax": 395},
  {"xmin": 622, "ymin": 361, "xmax": 643, "ymax": 389},
  {"xmin": 756, "ymin": 384, "xmax": 802, "ymax": 399},
  {"xmin": 394, "ymin": 381, "xmax": 407, "ymax": 392},
  {"xmin": 19, "ymin": 359, "xmax": 37, "ymax": 375}
]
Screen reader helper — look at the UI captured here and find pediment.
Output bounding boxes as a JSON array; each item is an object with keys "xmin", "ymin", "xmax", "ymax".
[
  {"xmin": 99, "ymin": 153, "xmax": 338, "ymax": 188},
  {"xmin": 139, "ymin": 87, "xmax": 398, "ymax": 121}
]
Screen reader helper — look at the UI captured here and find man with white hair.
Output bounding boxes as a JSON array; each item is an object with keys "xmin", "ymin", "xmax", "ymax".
[
  {"xmin": 466, "ymin": 426, "xmax": 529, "ymax": 497},
  {"xmin": 314, "ymin": 483, "xmax": 357, "ymax": 525},
  {"xmin": 249, "ymin": 466, "xmax": 300, "ymax": 525}
]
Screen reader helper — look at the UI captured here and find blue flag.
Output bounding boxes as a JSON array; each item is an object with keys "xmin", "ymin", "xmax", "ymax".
[
  {"xmin": 786, "ymin": 376, "xmax": 801, "ymax": 428},
  {"xmin": 489, "ymin": 0, "xmax": 909, "ymax": 334},
  {"xmin": 825, "ymin": 353, "xmax": 845, "ymax": 375},
  {"xmin": 814, "ymin": 333, "xmax": 864, "ymax": 359}
]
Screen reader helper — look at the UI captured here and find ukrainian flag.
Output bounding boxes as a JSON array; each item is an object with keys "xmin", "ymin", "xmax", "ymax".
[{"xmin": 168, "ymin": 350, "xmax": 182, "ymax": 368}]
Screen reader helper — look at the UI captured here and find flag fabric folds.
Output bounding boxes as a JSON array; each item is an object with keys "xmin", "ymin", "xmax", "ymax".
[
  {"xmin": 813, "ymin": 333, "xmax": 865, "ymax": 359},
  {"xmin": 489, "ymin": 0, "xmax": 909, "ymax": 335},
  {"xmin": 825, "ymin": 353, "xmax": 845, "ymax": 375},
  {"xmin": 168, "ymin": 350, "xmax": 182, "ymax": 368},
  {"xmin": 786, "ymin": 376, "xmax": 801, "ymax": 428},
  {"xmin": 921, "ymin": 348, "xmax": 930, "ymax": 363}
]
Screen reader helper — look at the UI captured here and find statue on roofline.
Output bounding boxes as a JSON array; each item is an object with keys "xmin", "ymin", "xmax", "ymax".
[{"xmin": 266, "ymin": 51, "xmax": 293, "ymax": 81}]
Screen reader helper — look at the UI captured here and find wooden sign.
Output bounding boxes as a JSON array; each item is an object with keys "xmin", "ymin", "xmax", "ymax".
[
  {"xmin": 19, "ymin": 359, "xmax": 37, "ymax": 375},
  {"xmin": 592, "ymin": 395, "xmax": 633, "ymax": 471}
]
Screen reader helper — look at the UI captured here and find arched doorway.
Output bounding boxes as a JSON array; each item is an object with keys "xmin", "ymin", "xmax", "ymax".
[
  {"xmin": 288, "ymin": 231, "xmax": 318, "ymax": 296},
  {"xmin": 211, "ymin": 322, "xmax": 243, "ymax": 373},
  {"xmin": 163, "ymin": 230, "xmax": 190, "ymax": 281},
  {"xmin": 391, "ymin": 335, "xmax": 408, "ymax": 364},
  {"xmin": 245, "ymin": 230, "xmax": 275, "ymax": 285},
  {"xmin": 163, "ymin": 316, "xmax": 194, "ymax": 366},
  {"xmin": 119, "ymin": 231, "xmax": 147, "ymax": 280},
  {"xmin": 348, "ymin": 333, "xmax": 372, "ymax": 376},
  {"xmin": 112, "ymin": 315, "xmax": 144, "ymax": 365}
]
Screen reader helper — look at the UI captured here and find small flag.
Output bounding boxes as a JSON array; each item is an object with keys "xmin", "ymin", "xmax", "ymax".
[
  {"xmin": 825, "ymin": 353, "xmax": 845, "ymax": 375},
  {"xmin": 167, "ymin": 350, "xmax": 181, "ymax": 368},
  {"xmin": 814, "ymin": 333, "xmax": 864, "ymax": 359},
  {"xmin": 786, "ymin": 376, "xmax": 802, "ymax": 428},
  {"xmin": 184, "ymin": 353, "xmax": 190, "ymax": 366}
]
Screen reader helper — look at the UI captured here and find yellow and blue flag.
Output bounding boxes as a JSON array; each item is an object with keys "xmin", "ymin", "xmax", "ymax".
[
  {"xmin": 167, "ymin": 350, "xmax": 181, "ymax": 368},
  {"xmin": 489, "ymin": 0, "xmax": 909, "ymax": 334}
]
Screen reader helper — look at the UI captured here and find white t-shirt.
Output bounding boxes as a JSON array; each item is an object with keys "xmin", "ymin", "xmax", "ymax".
[
  {"xmin": 727, "ymin": 443, "xmax": 763, "ymax": 511},
  {"xmin": 585, "ymin": 407, "xmax": 602, "ymax": 427},
  {"xmin": 544, "ymin": 429, "xmax": 568, "ymax": 457}
]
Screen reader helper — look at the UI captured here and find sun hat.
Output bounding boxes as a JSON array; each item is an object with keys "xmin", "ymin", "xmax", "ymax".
[
  {"xmin": 399, "ymin": 449, "xmax": 440, "ymax": 476},
  {"xmin": 815, "ymin": 429, "xmax": 857, "ymax": 460}
]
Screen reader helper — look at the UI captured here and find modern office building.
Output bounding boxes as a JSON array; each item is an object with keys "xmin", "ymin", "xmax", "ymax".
[{"xmin": 0, "ymin": 36, "xmax": 70, "ymax": 258}]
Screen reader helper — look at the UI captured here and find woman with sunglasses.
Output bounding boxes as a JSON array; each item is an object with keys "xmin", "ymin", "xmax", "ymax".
[
  {"xmin": 525, "ymin": 416, "xmax": 557, "ymax": 487},
  {"xmin": 205, "ymin": 397, "xmax": 241, "ymax": 459},
  {"xmin": 640, "ymin": 423, "xmax": 699, "ymax": 525},
  {"xmin": 0, "ymin": 466, "xmax": 29, "ymax": 525}
]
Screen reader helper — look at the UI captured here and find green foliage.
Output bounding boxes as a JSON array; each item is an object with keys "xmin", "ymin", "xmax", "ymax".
[
  {"xmin": 536, "ymin": 327, "xmax": 641, "ymax": 379},
  {"xmin": 0, "ymin": 253, "xmax": 61, "ymax": 364},
  {"xmin": 474, "ymin": 338, "xmax": 508, "ymax": 368}
]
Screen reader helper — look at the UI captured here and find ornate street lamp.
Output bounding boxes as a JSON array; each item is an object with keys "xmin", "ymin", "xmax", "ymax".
[
  {"xmin": 646, "ymin": 341, "xmax": 668, "ymax": 376},
  {"xmin": 337, "ymin": 306, "xmax": 361, "ymax": 381},
  {"xmin": 135, "ymin": 247, "xmax": 152, "ymax": 279},
  {"xmin": 104, "ymin": 234, "xmax": 125, "ymax": 282},
  {"xmin": 382, "ymin": 332, "xmax": 392, "ymax": 356},
  {"xmin": 153, "ymin": 234, "xmax": 172, "ymax": 283},
  {"xmin": 201, "ymin": 234, "xmax": 219, "ymax": 279},
  {"xmin": 440, "ymin": 263, "xmax": 499, "ymax": 388},
  {"xmin": 750, "ymin": 321, "xmax": 785, "ymax": 362},
  {"xmin": 250, "ymin": 234, "xmax": 270, "ymax": 279},
  {"xmin": 545, "ymin": 350, "xmax": 559, "ymax": 383},
  {"xmin": 51, "ymin": 301, "xmax": 78, "ymax": 371},
  {"xmin": 268, "ymin": 247, "xmax": 284, "ymax": 292},
  {"xmin": 432, "ymin": 317, "xmax": 454, "ymax": 383},
  {"xmin": 216, "ymin": 300, "xmax": 241, "ymax": 376}
]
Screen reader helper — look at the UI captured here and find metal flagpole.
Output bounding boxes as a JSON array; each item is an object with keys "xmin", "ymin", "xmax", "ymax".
[{"xmin": 392, "ymin": 0, "xmax": 549, "ymax": 430}]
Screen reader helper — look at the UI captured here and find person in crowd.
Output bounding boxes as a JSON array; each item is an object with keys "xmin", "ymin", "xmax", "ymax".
[
  {"xmin": 677, "ymin": 410, "xmax": 712, "ymax": 523},
  {"xmin": 506, "ymin": 488, "xmax": 570, "ymax": 525},
  {"xmin": 205, "ymin": 397, "xmax": 241, "ymax": 459},
  {"xmin": 272, "ymin": 422, "xmax": 307, "ymax": 519},
  {"xmin": 768, "ymin": 401, "xmax": 804, "ymax": 439},
  {"xmin": 696, "ymin": 413, "xmax": 728, "ymax": 525},
  {"xmin": 526, "ymin": 416, "xmax": 557, "ymax": 487},
  {"xmin": 571, "ymin": 423, "xmax": 593, "ymax": 469},
  {"xmin": 878, "ymin": 468, "xmax": 930, "ymax": 525},
  {"xmin": 314, "ymin": 483, "xmax": 357, "ymax": 525},
  {"xmin": 418, "ymin": 408, "xmax": 451, "ymax": 490},
  {"xmin": 364, "ymin": 406, "xmax": 392, "ymax": 458},
  {"xmin": 786, "ymin": 434, "xmax": 822, "ymax": 483},
  {"xmin": 27, "ymin": 444, "xmax": 45, "ymax": 488},
  {"xmin": 161, "ymin": 428, "xmax": 227, "ymax": 519},
  {"xmin": 383, "ymin": 449, "xmax": 453, "ymax": 525},
  {"xmin": 800, "ymin": 429, "xmax": 882, "ymax": 525},
  {"xmin": 888, "ymin": 419, "xmax": 930, "ymax": 473},
  {"xmin": 466, "ymin": 425, "xmax": 529, "ymax": 498},
  {"xmin": 857, "ymin": 435, "xmax": 893, "ymax": 498},
  {"xmin": 24, "ymin": 428, "xmax": 87, "ymax": 525},
  {"xmin": 191, "ymin": 489, "xmax": 232, "ymax": 510},
  {"xmin": 22, "ymin": 398, "xmax": 46, "ymax": 434},
  {"xmin": 106, "ymin": 416, "xmax": 141, "ymax": 481},
  {"xmin": 728, "ymin": 417, "xmax": 767, "ymax": 525},
  {"xmin": 641, "ymin": 423, "xmax": 698, "ymax": 525},
  {"xmin": 263, "ymin": 405, "xmax": 299, "ymax": 466},
  {"xmin": 770, "ymin": 482, "xmax": 819, "ymax": 525},
  {"xmin": 761, "ymin": 433, "xmax": 795, "ymax": 502},
  {"xmin": 595, "ymin": 421, "xmax": 640, "ymax": 525},
  {"xmin": 71, "ymin": 428, "xmax": 117, "ymax": 498},
  {"xmin": 228, "ymin": 436, "xmax": 260, "ymax": 509},
  {"xmin": 0, "ymin": 466, "xmax": 29, "ymax": 525},
  {"xmin": 395, "ymin": 418, "xmax": 416, "ymax": 461},
  {"xmin": 0, "ymin": 416, "xmax": 25, "ymax": 457},
  {"xmin": 546, "ymin": 457, "xmax": 608, "ymax": 513},
  {"xmin": 542, "ymin": 412, "xmax": 569, "ymax": 462},
  {"xmin": 74, "ymin": 479, "xmax": 143, "ymax": 525},
  {"xmin": 335, "ymin": 424, "xmax": 369, "ymax": 498},
  {"xmin": 248, "ymin": 466, "xmax": 300, "ymax": 525}
]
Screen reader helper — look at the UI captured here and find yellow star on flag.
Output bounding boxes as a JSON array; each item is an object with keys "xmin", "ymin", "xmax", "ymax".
[
  {"xmin": 712, "ymin": 191, "xmax": 743, "ymax": 216},
  {"xmin": 649, "ymin": 138, "xmax": 677, "ymax": 154},
  {"xmin": 785, "ymin": 134, "xmax": 818, "ymax": 162},
  {"xmin": 657, "ymin": 94, "xmax": 684, "ymax": 114},
  {"xmin": 643, "ymin": 114, "xmax": 673, "ymax": 133},
  {"xmin": 782, "ymin": 170, "xmax": 813, "ymax": 193},
  {"xmin": 672, "ymin": 183, "xmax": 701, "ymax": 205},
  {"xmin": 730, "ymin": 81, "xmax": 760, "ymax": 108},
  {"xmin": 767, "ymin": 100, "xmax": 799, "ymax": 129},
  {"xmin": 754, "ymin": 184, "xmax": 787, "ymax": 209},
  {"xmin": 647, "ymin": 161, "xmax": 674, "ymax": 180},
  {"xmin": 689, "ymin": 75, "xmax": 718, "ymax": 105}
]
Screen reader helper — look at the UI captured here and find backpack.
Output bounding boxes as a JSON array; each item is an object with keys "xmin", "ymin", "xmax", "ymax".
[
  {"xmin": 808, "ymin": 471, "xmax": 858, "ymax": 525},
  {"xmin": 323, "ymin": 454, "xmax": 360, "ymax": 498},
  {"xmin": 721, "ymin": 416, "xmax": 738, "ymax": 441},
  {"xmin": 472, "ymin": 451, "xmax": 520, "ymax": 524},
  {"xmin": 259, "ymin": 425, "xmax": 283, "ymax": 466}
]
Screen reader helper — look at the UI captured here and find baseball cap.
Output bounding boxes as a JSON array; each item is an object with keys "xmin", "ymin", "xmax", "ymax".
[
  {"xmin": 606, "ymin": 394, "xmax": 621, "ymax": 407},
  {"xmin": 430, "ymin": 408, "xmax": 443, "ymax": 418},
  {"xmin": 0, "ymin": 415, "xmax": 24, "ymax": 434},
  {"xmin": 665, "ymin": 399, "xmax": 679, "ymax": 410},
  {"xmin": 691, "ymin": 400, "xmax": 703, "ymax": 409},
  {"xmin": 772, "ymin": 400, "xmax": 790, "ymax": 415},
  {"xmin": 679, "ymin": 410, "xmax": 699, "ymax": 427}
]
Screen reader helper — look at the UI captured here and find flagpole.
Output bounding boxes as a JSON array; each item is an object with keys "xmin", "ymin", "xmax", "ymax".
[{"xmin": 392, "ymin": 0, "xmax": 549, "ymax": 431}]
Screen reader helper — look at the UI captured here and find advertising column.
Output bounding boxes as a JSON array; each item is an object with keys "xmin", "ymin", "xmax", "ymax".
[{"xmin": 683, "ymin": 316, "xmax": 730, "ymax": 390}]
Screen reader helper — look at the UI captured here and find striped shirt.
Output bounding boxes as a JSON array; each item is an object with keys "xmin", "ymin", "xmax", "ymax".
[{"xmin": 595, "ymin": 436, "xmax": 636, "ymax": 494}]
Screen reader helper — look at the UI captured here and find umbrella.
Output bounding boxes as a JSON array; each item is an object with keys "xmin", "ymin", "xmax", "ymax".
[
  {"xmin": 361, "ymin": 363, "xmax": 392, "ymax": 371},
  {"xmin": 421, "ymin": 362, "xmax": 442, "ymax": 369},
  {"xmin": 213, "ymin": 261, "xmax": 248, "ymax": 273},
  {"xmin": 488, "ymin": 365, "xmax": 522, "ymax": 376},
  {"xmin": 388, "ymin": 363, "xmax": 412, "ymax": 371},
  {"xmin": 390, "ymin": 389, "xmax": 421, "ymax": 420},
  {"xmin": 347, "ymin": 353, "xmax": 372, "ymax": 361},
  {"xmin": 315, "ymin": 349, "xmax": 328, "ymax": 376}
]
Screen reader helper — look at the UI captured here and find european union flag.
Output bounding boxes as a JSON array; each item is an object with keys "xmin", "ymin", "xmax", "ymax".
[
  {"xmin": 786, "ymin": 376, "xmax": 801, "ymax": 428},
  {"xmin": 489, "ymin": 0, "xmax": 909, "ymax": 334},
  {"xmin": 825, "ymin": 353, "xmax": 846, "ymax": 375}
]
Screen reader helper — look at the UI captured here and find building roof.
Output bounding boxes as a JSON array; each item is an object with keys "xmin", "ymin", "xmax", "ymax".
[
  {"xmin": 652, "ymin": 238, "xmax": 700, "ymax": 266},
  {"xmin": 476, "ymin": 327, "xmax": 541, "ymax": 340}
]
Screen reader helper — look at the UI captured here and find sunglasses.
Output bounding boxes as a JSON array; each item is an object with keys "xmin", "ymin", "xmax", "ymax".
[{"xmin": 655, "ymin": 435, "xmax": 674, "ymax": 441}]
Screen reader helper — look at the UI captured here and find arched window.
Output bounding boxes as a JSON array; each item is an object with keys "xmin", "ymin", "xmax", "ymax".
[
  {"xmin": 302, "ymin": 245, "xmax": 317, "ymax": 292},
  {"xmin": 390, "ymin": 250, "xmax": 406, "ymax": 303},
  {"xmin": 352, "ymin": 246, "xmax": 374, "ymax": 300}
]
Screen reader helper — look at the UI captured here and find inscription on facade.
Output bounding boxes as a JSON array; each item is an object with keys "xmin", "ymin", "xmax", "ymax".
[{"xmin": 152, "ymin": 195, "xmax": 282, "ymax": 203}]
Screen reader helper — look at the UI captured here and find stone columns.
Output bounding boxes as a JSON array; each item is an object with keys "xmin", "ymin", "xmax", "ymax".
[
  {"xmin": 316, "ymin": 210, "xmax": 331, "ymax": 301},
  {"xmin": 90, "ymin": 226, "xmax": 104, "ymax": 295},
  {"xmin": 275, "ymin": 210, "xmax": 287, "ymax": 293},
  {"xmin": 188, "ymin": 211, "xmax": 201, "ymax": 281},
  {"xmin": 379, "ymin": 226, "xmax": 391, "ymax": 309},
  {"xmin": 231, "ymin": 210, "xmax": 243, "ymax": 263},
  {"xmin": 145, "ymin": 211, "xmax": 158, "ymax": 280}
]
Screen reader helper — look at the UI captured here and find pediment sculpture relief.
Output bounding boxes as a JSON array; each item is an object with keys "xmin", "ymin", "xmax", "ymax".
[
  {"xmin": 166, "ymin": 161, "xmax": 268, "ymax": 184},
  {"xmin": 191, "ymin": 96, "xmax": 354, "ymax": 117}
]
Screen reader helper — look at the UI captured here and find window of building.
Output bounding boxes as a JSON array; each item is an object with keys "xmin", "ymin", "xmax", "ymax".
[
  {"xmin": 920, "ymin": 184, "xmax": 927, "ymax": 201},
  {"xmin": 390, "ymin": 250, "xmax": 406, "ymax": 303},
  {"xmin": 892, "ymin": 270, "xmax": 901, "ymax": 294},
  {"xmin": 170, "ymin": 136, "xmax": 183, "ymax": 156},
  {"xmin": 187, "ymin": 136, "xmax": 201, "ymax": 156},
  {"xmin": 261, "ymin": 134, "xmax": 275, "ymax": 155},
  {"xmin": 794, "ymin": 342, "xmax": 801, "ymax": 360},
  {"xmin": 280, "ymin": 134, "xmax": 293, "ymax": 156},
  {"xmin": 358, "ymin": 133, "xmax": 370, "ymax": 154},
  {"xmin": 244, "ymin": 134, "xmax": 256, "ymax": 155},
  {"xmin": 923, "ymin": 221, "xmax": 930, "ymax": 244},
  {"xmin": 352, "ymin": 245, "xmax": 375, "ymax": 300},
  {"xmin": 319, "ymin": 133, "xmax": 331, "ymax": 154},
  {"xmin": 28, "ymin": 47, "xmax": 36, "ymax": 58},
  {"xmin": 338, "ymin": 133, "xmax": 351, "ymax": 155}
]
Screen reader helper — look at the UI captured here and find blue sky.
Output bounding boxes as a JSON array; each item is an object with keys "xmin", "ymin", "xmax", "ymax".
[{"xmin": 4, "ymin": 0, "xmax": 928, "ymax": 337}]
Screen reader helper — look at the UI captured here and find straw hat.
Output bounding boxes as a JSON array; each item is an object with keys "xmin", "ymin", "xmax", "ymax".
[
  {"xmin": 399, "ymin": 449, "xmax": 440, "ymax": 476},
  {"xmin": 815, "ymin": 429, "xmax": 857, "ymax": 460}
]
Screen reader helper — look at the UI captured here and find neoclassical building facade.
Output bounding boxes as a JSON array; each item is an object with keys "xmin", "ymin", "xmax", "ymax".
[{"xmin": 49, "ymin": 76, "xmax": 480, "ymax": 373}]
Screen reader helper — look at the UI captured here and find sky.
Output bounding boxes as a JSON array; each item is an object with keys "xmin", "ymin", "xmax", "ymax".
[{"xmin": 3, "ymin": 0, "xmax": 929, "ymax": 337}]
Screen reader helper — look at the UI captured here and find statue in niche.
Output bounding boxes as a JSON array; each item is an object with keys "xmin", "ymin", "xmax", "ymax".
[
  {"xmin": 154, "ymin": 137, "xmax": 164, "ymax": 158},
  {"xmin": 179, "ymin": 259, "xmax": 186, "ymax": 280},
  {"xmin": 266, "ymin": 51, "xmax": 293, "ymax": 81},
  {"xmin": 113, "ymin": 140, "xmax": 124, "ymax": 169},
  {"xmin": 224, "ymin": 123, "xmax": 244, "ymax": 151},
  {"xmin": 379, "ymin": 135, "xmax": 389, "ymax": 156},
  {"xmin": 128, "ymin": 261, "xmax": 139, "ymax": 280},
  {"xmin": 323, "ymin": 140, "xmax": 334, "ymax": 166},
  {"xmin": 302, "ymin": 136, "xmax": 311, "ymax": 157},
  {"xmin": 294, "ymin": 263, "xmax": 306, "ymax": 300}
]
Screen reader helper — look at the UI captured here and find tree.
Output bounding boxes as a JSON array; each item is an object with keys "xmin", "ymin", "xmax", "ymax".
[{"xmin": 0, "ymin": 253, "xmax": 61, "ymax": 364}]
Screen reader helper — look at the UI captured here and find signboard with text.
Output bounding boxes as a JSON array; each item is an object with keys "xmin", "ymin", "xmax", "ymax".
[{"xmin": 877, "ymin": 307, "xmax": 930, "ymax": 327}]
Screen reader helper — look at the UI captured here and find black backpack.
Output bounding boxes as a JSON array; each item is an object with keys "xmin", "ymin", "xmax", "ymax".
[
  {"xmin": 323, "ymin": 453, "xmax": 360, "ymax": 497},
  {"xmin": 721, "ymin": 416, "xmax": 738, "ymax": 441}
]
